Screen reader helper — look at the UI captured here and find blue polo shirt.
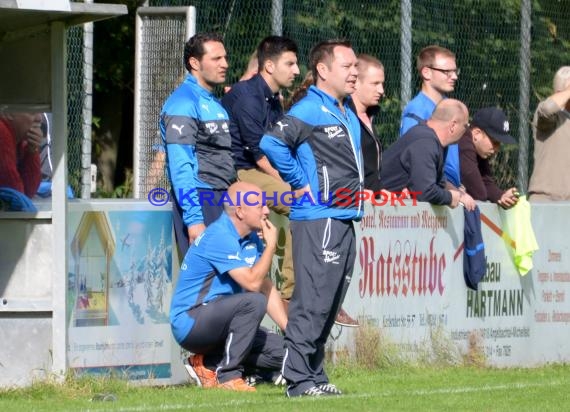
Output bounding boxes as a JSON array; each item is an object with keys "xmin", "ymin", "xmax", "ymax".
[
  {"xmin": 222, "ymin": 74, "xmax": 283, "ymax": 170},
  {"xmin": 400, "ymin": 92, "xmax": 436, "ymax": 136},
  {"xmin": 169, "ymin": 212, "xmax": 263, "ymax": 344}
]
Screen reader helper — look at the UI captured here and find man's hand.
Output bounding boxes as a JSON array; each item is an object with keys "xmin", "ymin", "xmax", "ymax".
[
  {"xmin": 449, "ymin": 190, "xmax": 462, "ymax": 208},
  {"xmin": 188, "ymin": 223, "xmax": 206, "ymax": 244},
  {"xmin": 450, "ymin": 190, "xmax": 476, "ymax": 210},
  {"xmin": 459, "ymin": 192, "xmax": 477, "ymax": 211},
  {"xmin": 256, "ymin": 156, "xmax": 284, "ymax": 182},
  {"xmin": 25, "ymin": 123, "xmax": 44, "ymax": 153},
  {"xmin": 293, "ymin": 184, "xmax": 312, "ymax": 200},
  {"xmin": 260, "ymin": 216, "xmax": 278, "ymax": 252},
  {"xmin": 497, "ymin": 187, "xmax": 519, "ymax": 209}
]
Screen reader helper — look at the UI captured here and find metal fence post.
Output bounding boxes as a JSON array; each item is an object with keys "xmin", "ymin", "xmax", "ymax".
[
  {"xmin": 82, "ymin": 0, "xmax": 94, "ymax": 199},
  {"xmin": 400, "ymin": 0, "xmax": 413, "ymax": 110},
  {"xmin": 518, "ymin": 0, "xmax": 532, "ymax": 193},
  {"xmin": 272, "ymin": 0, "xmax": 283, "ymax": 36}
]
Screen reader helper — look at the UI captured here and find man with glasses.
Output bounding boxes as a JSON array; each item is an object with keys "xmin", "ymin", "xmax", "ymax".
[{"xmin": 400, "ymin": 45, "xmax": 463, "ymax": 189}]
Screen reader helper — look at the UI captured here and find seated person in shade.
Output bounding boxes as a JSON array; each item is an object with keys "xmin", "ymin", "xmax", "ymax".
[
  {"xmin": 169, "ymin": 181, "xmax": 287, "ymax": 392},
  {"xmin": 222, "ymin": 36, "xmax": 300, "ymax": 308},
  {"xmin": 380, "ymin": 99, "xmax": 475, "ymax": 210},
  {"xmin": 0, "ymin": 111, "xmax": 43, "ymax": 199},
  {"xmin": 458, "ymin": 107, "xmax": 519, "ymax": 209}
]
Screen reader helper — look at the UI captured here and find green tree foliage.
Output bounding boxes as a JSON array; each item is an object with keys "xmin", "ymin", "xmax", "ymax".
[
  {"xmin": 91, "ymin": 0, "xmax": 145, "ymax": 195},
  {"xmin": 93, "ymin": 0, "xmax": 145, "ymax": 96},
  {"xmin": 93, "ymin": 0, "xmax": 569, "ymax": 192}
]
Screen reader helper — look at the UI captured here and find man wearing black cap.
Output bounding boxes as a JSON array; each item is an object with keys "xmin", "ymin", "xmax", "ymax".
[{"xmin": 458, "ymin": 107, "xmax": 519, "ymax": 209}]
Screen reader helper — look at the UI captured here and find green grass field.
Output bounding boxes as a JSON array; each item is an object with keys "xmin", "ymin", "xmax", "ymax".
[{"xmin": 1, "ymin": 364, "xmax": 568, "ymax": 412}]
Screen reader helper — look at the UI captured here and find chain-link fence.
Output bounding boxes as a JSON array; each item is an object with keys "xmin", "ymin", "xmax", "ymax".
[
  {"xmin": 123, "ymin": 0, "xmax": 570, "ymax": 195},
  {"xmin": 133, "ymin": 7, "xmax": 195, "ymax": 198},
  {"xmin": 67, "ymin": 27, "xmax": 85, "ymax": 197}
]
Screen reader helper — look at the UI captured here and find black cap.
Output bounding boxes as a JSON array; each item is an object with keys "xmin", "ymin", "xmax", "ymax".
[{"xmin": 471, "ymin": 107, "xmax": 517, "ymax": 145}]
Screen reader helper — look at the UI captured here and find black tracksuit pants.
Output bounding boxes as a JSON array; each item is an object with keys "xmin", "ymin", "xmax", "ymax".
[
  {"xmin": 283, "ymin": 217, "xmax": 356, "ymax": 396},
  {"xmin": 180, "ymin": 292, "xmax": 284, "ymax": 383}
]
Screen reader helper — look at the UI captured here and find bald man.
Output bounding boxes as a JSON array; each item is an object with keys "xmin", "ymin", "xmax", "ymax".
[
  {"xmin": 169, "ymin": 181, "xmax": 287, "ymax": 392},
  {"xmin": 381, "ymin": 99, "xmax": 475, "ymax": 209}
]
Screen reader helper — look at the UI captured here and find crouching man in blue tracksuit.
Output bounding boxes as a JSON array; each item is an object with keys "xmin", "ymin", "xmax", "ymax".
[
  {"xmin": 170, "ymin": 181, "xmax": 287, "ymax": 392},
  {"xmin": 260, "ymin": 39, "xmax": 364, "ymax": 397}
]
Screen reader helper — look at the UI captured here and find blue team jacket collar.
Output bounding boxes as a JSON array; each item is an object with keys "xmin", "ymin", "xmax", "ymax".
[
  {"xmin": 308, "ymin": 85, "xmax": 352, "ymax": 111},
  {"xmin": 185, "ymin": 73, "xmax": 215, "ymax": 100}
]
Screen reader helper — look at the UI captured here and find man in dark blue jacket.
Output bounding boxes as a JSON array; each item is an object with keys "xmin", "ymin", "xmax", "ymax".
[
  {"xmin": 381, "ymin": 99, "xmax": 473, "ymax": 209},
  {"xmin": 222, "ymin": 36, "xmax": 299, "ymax": 303},
  {"xmin": 261, "ymin": 39, "xmax": 363, "ymax": 397}
]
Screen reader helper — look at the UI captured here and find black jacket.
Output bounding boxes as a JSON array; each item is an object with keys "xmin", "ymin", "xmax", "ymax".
[
  {"xmin": 380, "ymin": 123, "xmax": 452, "ymax": 205},
  {"xmin": 349, "ymin": 100, "xmax": 382, "ymax": 192}
]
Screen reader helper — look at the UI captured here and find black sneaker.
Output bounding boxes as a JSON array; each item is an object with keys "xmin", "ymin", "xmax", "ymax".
[
  {"xmin": 245, "ymin": 371, "xmax": 286, "ymax": 386},
  {"xmin": 245, "ymin": 374, "xmax": 261, "ymax": 387},
  {"xmin": 318, "ymin": 383, "xmax": 342, "ymax": 395},
  {"xmin": 287, "ymin": 385, "xmax": 326, "ymax": 397},
  {"xmin": 273, "ymin": 373, "xmax": 286, "ymax": 386}
]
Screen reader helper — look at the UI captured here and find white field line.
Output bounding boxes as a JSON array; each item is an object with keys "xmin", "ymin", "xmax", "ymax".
[{"xmin": 83, "ymin": 379, "xmax": 565, "ymax": 412}]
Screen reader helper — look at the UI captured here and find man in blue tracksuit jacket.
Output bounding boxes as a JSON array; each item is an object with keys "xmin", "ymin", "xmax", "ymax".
[
  {"xmin": 160, "ymin": 33, "xmax": 236, "ymax": 258},
  {"xmin": 170, "ymin": 182, "xmax": 287, "ymax": 391},
  {"xmin": 260, "ymin": 40, "xmax": 363, "ymax": 397}
]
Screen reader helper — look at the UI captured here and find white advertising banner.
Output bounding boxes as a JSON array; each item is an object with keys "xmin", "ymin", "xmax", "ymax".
[
  {"xmin": 334, "ymin": 201, "xmax": 570, "ymax": 366},
  {"xmin": 63, "ymin": 199, "xmax": 570, "ymax": 383}
]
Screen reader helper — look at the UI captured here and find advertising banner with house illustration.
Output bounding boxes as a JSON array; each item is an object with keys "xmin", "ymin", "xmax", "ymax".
[{"xmin": 66, "ymin": 203, "xmax": 173, "ymax": 380}]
